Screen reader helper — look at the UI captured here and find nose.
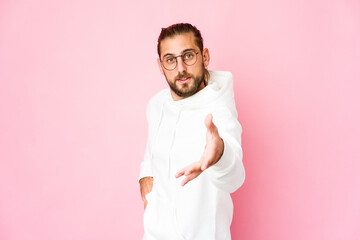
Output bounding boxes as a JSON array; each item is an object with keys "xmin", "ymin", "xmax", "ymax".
[{"xmin": 176, "ymin": 56, "xmax": 187, "ymax": 73}]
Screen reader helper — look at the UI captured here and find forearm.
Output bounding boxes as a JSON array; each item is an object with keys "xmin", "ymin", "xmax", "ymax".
[
  {"xmin": 207, "ymin": 137, "xmax": 245, "ymax": 193},
  {"xmin": 139, "ymin": 176, "xmax": 153, "ymax": 209},
  {"xmin": 138, "ymin": 161, "xmax": 153, "ymax": 182}
]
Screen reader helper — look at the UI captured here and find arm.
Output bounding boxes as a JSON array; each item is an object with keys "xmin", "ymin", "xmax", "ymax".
[
  {"xmin": 139, "ymin": 176, "xmax": 153, "ymax": 209},
  {"xmin": 138, "ymin": 101, "xmax": 154, "ymax": 208},
  {"xmin": 207, "ymin": 126, "xmax": 245, "ymax": 193},
  {"xmin": 139, "ymin": 141, "xmax": 154, "ymax": 209},
  {"xmin": 138, "ymin": 140, "xmax": 153, "ymax": 182},
  {"xmin": 175, "ymin": 112, "xmax": 245, "ymax": 193}
]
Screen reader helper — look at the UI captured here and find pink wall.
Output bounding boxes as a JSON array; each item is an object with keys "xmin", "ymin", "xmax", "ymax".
[{"xmin": 1, "ymin": 0, "xmax": 359, "ymax": 239}]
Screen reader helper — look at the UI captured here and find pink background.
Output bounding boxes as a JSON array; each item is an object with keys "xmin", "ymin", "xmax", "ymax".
[{"xmin": 1, "ymin": 0, "xmax": 359, "ymax": 239}]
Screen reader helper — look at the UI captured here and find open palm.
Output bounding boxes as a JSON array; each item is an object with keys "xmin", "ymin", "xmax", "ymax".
[{"xmin": 175, "ymin": 114, "xmax": 224, "ymax": 186}]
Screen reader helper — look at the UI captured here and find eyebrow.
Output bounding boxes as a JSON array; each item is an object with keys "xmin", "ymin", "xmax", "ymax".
[{"xmin": 162, "ymin": 48, "xmax": 197, "ymax": 59}]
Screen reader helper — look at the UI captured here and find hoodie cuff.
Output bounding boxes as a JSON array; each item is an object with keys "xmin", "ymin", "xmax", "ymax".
[
  {"xmin": 138, "ymin": 165, "xmax": 153, "ymax": 182},
  {"xmin": 211, "ymin": 138, "xmax": 235, "ymax": 173},
  {"xmin": 138, "ymin": 173, "xmax": 153, "ymax": 183}
]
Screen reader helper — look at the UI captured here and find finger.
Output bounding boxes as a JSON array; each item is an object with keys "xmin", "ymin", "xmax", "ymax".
[
  {"xmin": 176, "ymin": 168, "xmax": 194, "ymax": 178},
  {"xmin": 175, "ymin": 169, "xmax": 185, "ymax": 178},
  {"xmin": 176, "ymin": 161, "xmax": 201, "ymax": 178},
  {"xmin": 204, "ymin": 113, "xmax": 213, "ymax": 129},
  {"xmin": 205, "ymin": 113, "xmax": 217, "ymax": 131},
  {"xmin": 205, "ymin": 114, "xmax": 220, "ymax": 138},
  {"xmin": 181, "ymin": 171, "xmax": 201, "ymax": 186},
  {"xmin": 176, "ymin": 167, "xmax": 192, "ymax": 178},
  {"xmin": 184, "ymin": 166, "xmax": 197, "ymax": 176}
]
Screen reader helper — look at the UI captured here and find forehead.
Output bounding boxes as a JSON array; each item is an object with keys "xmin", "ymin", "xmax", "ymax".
[{"xmin": 160, "ymin": 32, "xmax": 198, "ymax": 57}]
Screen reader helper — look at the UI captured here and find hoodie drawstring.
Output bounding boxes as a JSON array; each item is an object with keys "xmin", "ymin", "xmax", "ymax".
[
  {"xmin": 168, "ymin": 105, "xmax": 183, "ymax": 179},
  {"xmin": 150, "ymin": 102, "xmax": 164, "ymax": 162}
]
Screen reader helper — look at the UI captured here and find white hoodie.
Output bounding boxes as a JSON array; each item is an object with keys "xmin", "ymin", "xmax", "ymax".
[{"xmin": 139, "ymin": 71, "xmax": 245, "ymax": 240}]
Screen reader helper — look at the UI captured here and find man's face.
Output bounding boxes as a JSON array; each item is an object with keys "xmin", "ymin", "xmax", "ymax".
[{"xmin": 157, "ymin": 32, "xmax": 210, "ymax": 100}]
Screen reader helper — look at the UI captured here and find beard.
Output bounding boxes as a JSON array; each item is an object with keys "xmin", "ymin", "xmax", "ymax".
[{"xmin": 165, "ymin": 67, "xmax": 206, "ymax": 99}]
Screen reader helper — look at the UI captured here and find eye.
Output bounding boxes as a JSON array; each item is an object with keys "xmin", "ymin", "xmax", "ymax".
[
  {"xmin": 184, "ymin": 52, "xmax": 194, "ymax": 59},
  {"xmin": 165, "ymin": 57, "xmax": 175, "ymax": 63}
]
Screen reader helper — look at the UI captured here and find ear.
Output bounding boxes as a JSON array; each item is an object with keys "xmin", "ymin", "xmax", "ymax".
[
  {"xmin": 157, "ymin": 58, "xmax": 165, "ymax": 75},
  {"xmin": 202, "ymin": 48, "xmax": 210, "ymax": 68}
]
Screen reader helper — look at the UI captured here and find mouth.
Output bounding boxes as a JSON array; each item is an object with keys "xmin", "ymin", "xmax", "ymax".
[{"xmin": 176, "ymin": 77, "xmax": 191, "ymax": 83}]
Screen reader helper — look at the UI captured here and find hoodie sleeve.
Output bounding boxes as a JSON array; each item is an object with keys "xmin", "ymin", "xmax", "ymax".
[
  {"xmin": 138, "ymin": 140, "xmax": 153, "ymax": 182},
  {"xmin": 138, "ymin": 101, "xmax": 153, "ymax": 182},
  {"xmin": 206, "ymin": 108, "xmax": 245, "ymax": 193}
]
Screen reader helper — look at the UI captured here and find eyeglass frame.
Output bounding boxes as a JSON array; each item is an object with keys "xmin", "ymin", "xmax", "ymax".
[{"xmin": 160, "ymin": 50, "xmax": 200, "ymax": 71}]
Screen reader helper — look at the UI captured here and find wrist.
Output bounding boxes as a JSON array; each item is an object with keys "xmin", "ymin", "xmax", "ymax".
[{"xmin": 215, "ymin": 138, "xmax": 224, "ymax": 164}]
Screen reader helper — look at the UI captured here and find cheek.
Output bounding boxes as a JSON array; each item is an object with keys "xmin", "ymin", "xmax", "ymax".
[
  {"xmin": 192, "ymin": 65, "xmax": 204, "ymax": 77},
  {"xmin": 164, "ymin": 72, "xmax": 176, "ymax": 81}
]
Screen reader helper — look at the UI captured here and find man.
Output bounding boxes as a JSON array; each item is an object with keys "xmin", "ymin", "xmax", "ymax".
[{"xmin": 139, "ymin": 23, "xmax": 245, "ymax": 240}]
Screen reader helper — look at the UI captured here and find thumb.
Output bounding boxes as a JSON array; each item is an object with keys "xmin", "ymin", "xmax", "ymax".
[{"xmin": 205, "ymin": 114, "xmax": 216, "ymax": 132}]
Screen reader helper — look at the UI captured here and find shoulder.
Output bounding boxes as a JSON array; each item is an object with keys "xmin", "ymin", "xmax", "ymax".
[
  {"xmin": 209, "ymin": 71, "xmax": 234, "ymax": 85},
  {"xmin": 147, "ymin": 89, "xmax": 168, "ymax": 109},
  {"xmin": 145, "ymin": 89, "xmax": 169, "ymax": 119}
]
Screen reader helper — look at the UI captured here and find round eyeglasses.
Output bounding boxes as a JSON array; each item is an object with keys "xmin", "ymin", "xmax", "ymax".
[{"xmin": 160, "ymin": 50, "xmax": 199, "ymax": 71}]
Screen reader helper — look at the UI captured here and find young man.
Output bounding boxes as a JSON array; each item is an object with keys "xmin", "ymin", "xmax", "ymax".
[{"xmin": 138, "ymin": 23, "xmax": 245, "ymax": 240}]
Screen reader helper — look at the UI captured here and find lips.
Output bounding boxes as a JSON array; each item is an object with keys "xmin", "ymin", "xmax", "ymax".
[{"xmin": 177, "ymin": 77, "xmax": 191, "ymax": 83}]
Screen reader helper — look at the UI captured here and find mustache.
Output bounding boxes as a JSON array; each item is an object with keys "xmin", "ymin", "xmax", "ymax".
[{"xmin": 175, "ymin": 73, "xmax": 192, "ymax": 79}]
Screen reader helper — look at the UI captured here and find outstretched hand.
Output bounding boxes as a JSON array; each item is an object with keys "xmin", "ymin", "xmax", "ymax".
[{"xmin": 175, "ymin": 114, "xmax": 224, "ymax": 186}]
